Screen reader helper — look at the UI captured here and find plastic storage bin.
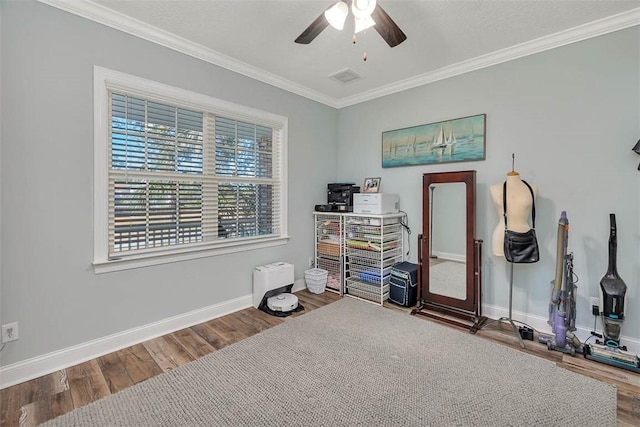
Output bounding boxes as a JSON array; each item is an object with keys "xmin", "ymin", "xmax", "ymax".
[{"xmin": 305, "ymin": 268, "xmax": 328, "ymax": 294}]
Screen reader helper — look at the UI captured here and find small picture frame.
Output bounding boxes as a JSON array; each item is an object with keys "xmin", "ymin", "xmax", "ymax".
[{"xmin": 363, "ymin": 177, "xmax": 381, "ymax": 193}]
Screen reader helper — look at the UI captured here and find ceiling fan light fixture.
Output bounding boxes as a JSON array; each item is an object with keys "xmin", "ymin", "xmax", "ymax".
[
  {"xmin": 354, "ymin": 14, "xmax": 376, "ymax": 34},
  {"xmin": 295, "ymin": 0, "xmax": 405, "ymax": 48},
  {"xmin": 324, "ymin": 1, "xmax": 349, "ymax": 30},
  {"xmin": 352, "ymin": 0, "xmax": 377, "ymax": 19}
]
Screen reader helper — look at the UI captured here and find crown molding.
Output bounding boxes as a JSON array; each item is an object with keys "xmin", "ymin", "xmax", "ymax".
[
  {"xmin": 335, "ymin": 7, "xmax": 640, "ymax": 108},
  {"xmin": 37, "ymin": 0, "xmax": 339, "ymax": 108},
  {"xmin": 38, "ymin": 1, "xmax": 639, "ymax": 110}
]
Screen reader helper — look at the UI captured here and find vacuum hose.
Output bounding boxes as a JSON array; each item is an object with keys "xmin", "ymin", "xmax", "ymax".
[{"xmin": 551, "ymin": 212, "xmax": 568, "ymax": 304}]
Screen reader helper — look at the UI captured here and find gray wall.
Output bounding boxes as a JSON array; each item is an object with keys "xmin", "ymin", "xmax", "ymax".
[
  {"xmin": 0, "ymin": 1, "xmax": 338, "ymax": 365},
  {"xmin": 336, "ymin": 27, "xmax": 640, "ymax": 341},
  {"xmin": 1, "ymin": 1, "xmax": 639, "ymax": 368}
]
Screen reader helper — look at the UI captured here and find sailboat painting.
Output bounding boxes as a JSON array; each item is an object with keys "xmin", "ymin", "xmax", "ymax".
[{"xmin": 382, "ymin": 114, "xmax": 486, "ymax": 168}]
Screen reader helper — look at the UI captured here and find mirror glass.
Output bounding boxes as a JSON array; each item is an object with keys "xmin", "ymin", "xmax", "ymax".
[{"xmin": 428, "ymin": 182, "xmax": 467, "ymax": 300}]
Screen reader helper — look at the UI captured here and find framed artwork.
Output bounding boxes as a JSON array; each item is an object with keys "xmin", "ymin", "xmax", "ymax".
[
  {"xmin": 382, "ymin": 114, "xmax": 486, "ymax": 168},
  {"xmin": 363, "ymin": 177, "xmax": 381, "ymax": 193}
]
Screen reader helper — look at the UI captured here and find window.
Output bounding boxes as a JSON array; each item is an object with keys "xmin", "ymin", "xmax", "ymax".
[{"xmin": 94, "ymin": 67, "xmax": 288, "ymax": 273}]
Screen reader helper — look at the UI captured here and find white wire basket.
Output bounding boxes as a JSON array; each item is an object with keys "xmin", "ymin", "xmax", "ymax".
[{"xmin": 305, "ymin": 268, "xmax": 328, "ymax": 294}]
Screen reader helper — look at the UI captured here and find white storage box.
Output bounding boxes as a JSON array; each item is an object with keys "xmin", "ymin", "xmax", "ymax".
[
  {"xmin": 353, "ymin": 193, "xmax": 399, "ymax": 214},
  {"xmin": 252, "ymin": 262, "xmax": 294, "ymax": 308}
]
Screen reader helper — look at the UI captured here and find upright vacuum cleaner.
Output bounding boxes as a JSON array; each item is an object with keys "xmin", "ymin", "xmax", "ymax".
[
  {"xmin": 583, "ymin": 214, "xmax": 640, "ymax": 373},
  {"xmin": 540, "ymin": 213, "xmax": 639, "ymax": 372},
  {"xmin": 539, "ymin": 212, "xmax": 583, "ymax": 355}
]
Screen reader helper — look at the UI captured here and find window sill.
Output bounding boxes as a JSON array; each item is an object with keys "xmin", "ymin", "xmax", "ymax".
[{"xmin": 93, "ymin": 236, "xmax": 290, "ymax": 274}]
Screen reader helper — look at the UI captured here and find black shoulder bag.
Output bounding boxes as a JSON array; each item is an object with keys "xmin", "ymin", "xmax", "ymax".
[{"xmin": 503, "ymin": 180, "xmax": 539, "ymax": 263}]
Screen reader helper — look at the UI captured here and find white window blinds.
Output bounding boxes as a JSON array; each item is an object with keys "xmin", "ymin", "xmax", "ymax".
[
  {"xmin": 107, "ymin": 92, "xmax": 282, "ymax": 259},
  {"xmin": 212, "ymin": 115, "xmax": 281, "ymax": 241}
]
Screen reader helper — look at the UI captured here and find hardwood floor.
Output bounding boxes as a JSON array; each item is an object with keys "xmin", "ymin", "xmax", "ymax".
[{"xmin": 1, "ymin": 290, "xmax": 639, "ymax": 426}]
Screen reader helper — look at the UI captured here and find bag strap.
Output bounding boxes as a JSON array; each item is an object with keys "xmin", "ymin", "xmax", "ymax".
[{"xmin": 503, "ymin": 180, "xmax": 535, "ymax": 229}]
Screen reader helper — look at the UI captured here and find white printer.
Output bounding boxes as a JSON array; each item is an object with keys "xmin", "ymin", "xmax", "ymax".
[{"xmin": 353, "ymin": 193, "xmax": 399, "ymax": 214}]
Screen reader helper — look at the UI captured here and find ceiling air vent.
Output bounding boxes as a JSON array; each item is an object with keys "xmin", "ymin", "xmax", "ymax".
[{"xmin": 328, "ymin": 68, "xmax": 363, "ymax": 85}]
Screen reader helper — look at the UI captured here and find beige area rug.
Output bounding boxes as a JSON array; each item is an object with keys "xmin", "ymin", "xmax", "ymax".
[
  {"xmin": 42, "ymin": 298, "xmax": 617, "ymax": 426},
  {"xmin": 429, "ymin": 260, "xmax": 467, "ymax": 300}
]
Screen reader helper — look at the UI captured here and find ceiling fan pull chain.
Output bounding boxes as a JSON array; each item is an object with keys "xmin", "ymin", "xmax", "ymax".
[{"xmin": 361, "ymin": 28, "xmax": 369, "ymax": 61}]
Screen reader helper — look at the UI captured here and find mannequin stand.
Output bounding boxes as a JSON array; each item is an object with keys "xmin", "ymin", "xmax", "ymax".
[{"xmin": 481, "ymin": 262, "xmax": 525, "ymax": 348}]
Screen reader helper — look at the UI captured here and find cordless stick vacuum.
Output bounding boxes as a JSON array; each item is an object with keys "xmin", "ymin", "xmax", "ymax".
[
  {"xmin": 539, "ymin": 212, "xmax": 582, "ymax": 355},
  {"xmin": 584, "ymin": 214, "xmax": 640, "ymax": 373}
]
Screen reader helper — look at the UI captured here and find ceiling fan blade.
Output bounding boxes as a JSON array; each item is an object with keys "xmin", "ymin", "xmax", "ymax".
[
  {"xmin": 370, "ymin": 4, "xmax": 407, "ymax": 47},
  {"xmin": 294, "ymin": 9, "xmax": 331, "ymax": 44}
]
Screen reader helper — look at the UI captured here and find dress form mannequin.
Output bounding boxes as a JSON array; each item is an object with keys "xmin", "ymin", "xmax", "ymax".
[
  {"xmin": 484, "ymin": 170, "xmax": 538, "ymax": 348},
  {"xmin": 489, "ymin": 171, "xmax": 537, "ymax": 257}
]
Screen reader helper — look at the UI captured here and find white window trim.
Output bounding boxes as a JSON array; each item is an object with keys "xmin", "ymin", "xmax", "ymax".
[{"xmin": 93, "ymin": 66, "xmax": 289, "ymax": 274}]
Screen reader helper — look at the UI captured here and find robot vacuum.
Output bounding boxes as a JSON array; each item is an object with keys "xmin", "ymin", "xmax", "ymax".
[{"xmin": 266, "ymin": 293, "xmax": 299, "ymax": 312}]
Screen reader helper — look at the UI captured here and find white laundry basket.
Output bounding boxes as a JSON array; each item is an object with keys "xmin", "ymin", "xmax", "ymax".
[{"xmin": 305, "ymin": 268, "xmax": 328, "ymax": 294}]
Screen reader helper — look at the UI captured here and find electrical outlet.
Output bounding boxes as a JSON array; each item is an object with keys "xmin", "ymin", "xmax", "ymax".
[
  {"xmin": 1, "ymin": 322, "xmax": 19, "ymax": 343},
  {"xmin": 590, "ymin": 297, "xmax": 600, "ymax": 316},
  {"xmin": 308, "ymin": 256, "xmax": 314, "ymax": 268}
]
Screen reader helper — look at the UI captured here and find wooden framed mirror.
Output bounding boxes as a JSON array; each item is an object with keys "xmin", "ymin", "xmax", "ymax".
[{"xmin": 411, "ymin": 170, "xmax": 486, "ymax": 332}]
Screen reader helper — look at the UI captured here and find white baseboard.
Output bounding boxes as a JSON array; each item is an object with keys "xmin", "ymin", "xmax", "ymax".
[
  {"xmin": 292, "ymin": 278, "xmax": 306, "ymax": 292},
  {"xmin": 1, "ymin": 280, "xmax": 308, "ymax": 389},
  {"xmin": 432, "ymin": 252, "xmax": 465, "ymax": 263},
  {"xmin": 0, "ymin": 294, "xmax": 253, "ymax": 390},
  {"xmin": 481, "ymin": 303, "xmax": 640, "ymax": 355},
  {"xmin": 3, "ymin": 293, "xmax": 636, "ymax": 389}
]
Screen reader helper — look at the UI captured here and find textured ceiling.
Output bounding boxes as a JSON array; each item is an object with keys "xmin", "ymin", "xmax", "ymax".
[{"xmin": 47, "ymin": 0, "xmax": 640, "ymax": 107}]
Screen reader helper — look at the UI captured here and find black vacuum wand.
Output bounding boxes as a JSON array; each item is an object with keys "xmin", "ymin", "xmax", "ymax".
[{"xmin": 583, "ymin": 214, "xmax": 640, "ymax": 373}]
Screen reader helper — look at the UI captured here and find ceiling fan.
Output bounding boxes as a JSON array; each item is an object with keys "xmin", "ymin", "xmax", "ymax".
[{"xmin": 295, "ymin": 0, "xmax": 407, "ymax": 48}]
